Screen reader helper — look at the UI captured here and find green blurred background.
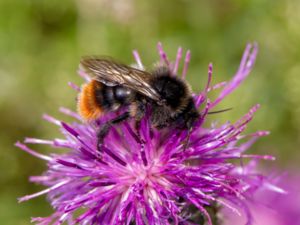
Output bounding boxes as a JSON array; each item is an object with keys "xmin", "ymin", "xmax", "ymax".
[{"xmin": 1, "ymin": 0, "xmax": 300, "ymax": 224}]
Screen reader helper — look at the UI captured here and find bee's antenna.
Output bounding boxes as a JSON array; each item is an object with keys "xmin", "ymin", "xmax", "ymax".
[{"xmin": 207, "ymin": 107, "xmax": 233, "ymax": 115}]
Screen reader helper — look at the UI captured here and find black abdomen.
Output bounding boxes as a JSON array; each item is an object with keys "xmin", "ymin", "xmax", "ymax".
[{"xmin": 95, "ymin": 84, "xmax": 134, "ymax": 111}]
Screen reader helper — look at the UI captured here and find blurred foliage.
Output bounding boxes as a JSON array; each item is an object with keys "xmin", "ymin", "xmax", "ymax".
[{"xmin": 1, "ymin": 0, "xmax": 300, "ymax": 223}]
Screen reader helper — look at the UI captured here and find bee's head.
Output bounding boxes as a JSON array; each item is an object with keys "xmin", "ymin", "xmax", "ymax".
[{"xmin": 152, "ymin": 75, "xmax": 190, "ymax": 110}]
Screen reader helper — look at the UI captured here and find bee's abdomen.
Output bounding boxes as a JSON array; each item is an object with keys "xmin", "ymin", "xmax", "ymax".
[
  {"xmin": 77, "ymin": 80, "xmax": 104, "ymax": 121},
  {"xmin": 95, "ymin": 85, "xmax": 114, "ymax": 110},
  {"xmin": 95, "ymin": 85, "xmax": 134, "ymax": 110},
  {"xmin": 78, "ymin": 80, "xmax": 135, "ymax": 121}
]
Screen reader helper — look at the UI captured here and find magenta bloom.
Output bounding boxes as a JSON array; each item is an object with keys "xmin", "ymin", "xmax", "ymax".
[{"xmin": 17, "ymin": 43, "xmax": 274, "ymax": 225}]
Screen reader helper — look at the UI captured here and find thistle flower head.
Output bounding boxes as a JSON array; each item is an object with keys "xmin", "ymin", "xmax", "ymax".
[{"xmin": 17, "ymin": 43, "xmax": 275, "ymax": 225}]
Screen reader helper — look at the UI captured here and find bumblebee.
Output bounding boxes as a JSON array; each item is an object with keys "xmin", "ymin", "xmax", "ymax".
[{"xmin": 78, "ymin": 57, "xmax": 199, "ymax": 151}]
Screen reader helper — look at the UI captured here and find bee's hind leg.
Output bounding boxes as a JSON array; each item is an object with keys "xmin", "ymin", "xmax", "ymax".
[{"xmin": 97, "ymin": 112, "xmax": 130, "ymax": 153}]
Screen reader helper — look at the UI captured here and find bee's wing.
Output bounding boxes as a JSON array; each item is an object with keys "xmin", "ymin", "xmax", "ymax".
[{"xmin": 80, "ymin": 57, "xmax": 161, "ymax": 101}]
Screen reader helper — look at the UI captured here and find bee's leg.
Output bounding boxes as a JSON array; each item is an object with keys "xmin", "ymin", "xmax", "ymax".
[
  {"xmin": 182, "ymin": 127, "xmax": 192, "ymax": 151},
  {"xmin": 182, "ymin": 103, "xmax": 199, "ymax": 151},
  {"xmin": 134, "ymin": 101, "xmax": 146, "ymax": 143},
  {"xmin": 135, "ymin": 120, "xmax": 148, "ymax": 166},
  {"xmin": 135, "ymin": 99, "xmax": 148, "ymax": 133},
  {"xmin": 97, "ymin": 112, "xmax": 130, "ymax": 153},
  {"xmin": 134, "ymin": 120, "xmax": 145, "ymax": 145},
  {"xmin": 133, "ymin": 101, "xmax": 149, "ymax": 166}
]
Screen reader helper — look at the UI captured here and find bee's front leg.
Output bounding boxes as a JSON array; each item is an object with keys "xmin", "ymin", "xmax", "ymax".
[{"xmin": 96, "ymin": 112, "xmax": 130, "ymax": 154}]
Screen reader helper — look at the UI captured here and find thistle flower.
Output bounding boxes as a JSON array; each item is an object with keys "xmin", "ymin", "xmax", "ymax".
[{"xmin": 16, "ymin": 43, "xmax": 274, "ymax": 225}]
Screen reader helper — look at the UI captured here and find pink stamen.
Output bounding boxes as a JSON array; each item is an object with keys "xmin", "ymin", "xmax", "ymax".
[
  {"xmin": 30, "ymin": 175, "xmax": 52, "ymax": 182},
  {"xmin": 239, "ymin": 43, "xmax": 252, "ymax": 72},
  {"xmin": 246, "ymin": 43, "xmax": 258, "ymax": 70},
  {"xmin": 210, "ymin": 43, "xmax": 258, "ymax": 109},
  {"xmin": 241, "ymin": 154, "xmax": 276, "ymax": 161},
  {"xmin": 181, "ymin": 50, "xmax": 191, "ymax": 79},
  {"xmin": 132, "ymin": 50, "xmax": 144, "ymax": 70},
  {"xmin": 207, "ymin": 81, "xmax": 227, "ymax": 92},
  {"xmin": 234, "ymin": 104, "xmax": 260, "ymax": 130},
  {"xmin": 157, "ymin": 42, "xmax": 170, "ymax": 66},
  {"xmin": 68, "ymin": 82, "xmax": 80, "ymax": 92},
  {"xmin": 24, "ymin": 138, "xmax": 53, "ymax": 145},
  {"xmin": 238, "ymin": 130, "xmax": 270, "ymax": 140},
  {"xmin": 18, "ymin": 180, "xmax": 70, "ymax": 202},
  {"xmin": 42, "ymin": 114, "xmax": 61, "ymax": 126},
  {"xmin": 77, "ymin": 69, "xmax": 91, "ymax": 82},
  {"xmin": 206, "ymin": 63, "xmax": 213, "ymax": 92},
  {"xmin": 59, "ymin": 107, "xmax": 81, "ymax": 120},
  {"xmin": 173, "ymin": 47, "xmax": 182, "ymax": 75},
  {"xmin": 195, "ymin": 94, "xmax": 205, "ymax": 107},
  {"xmin": 196, "ymin": 63, "xmax": 213, "ymax": 107},
  {"xmin": 15, "ymin": 142, "xmax": 52, "ymax": 161}
]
